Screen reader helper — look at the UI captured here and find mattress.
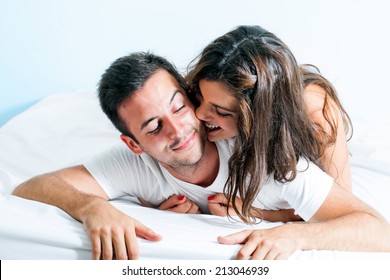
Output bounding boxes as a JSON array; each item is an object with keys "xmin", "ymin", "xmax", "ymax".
[{"xmin": 1, "ymin": 91, "xmax": 390, "ymax": 260}]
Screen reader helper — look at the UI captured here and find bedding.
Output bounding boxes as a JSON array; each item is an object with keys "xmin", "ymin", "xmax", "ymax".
[{"xmin": 1, "ymin": 91, "xmax": 390, "ymax": 260}]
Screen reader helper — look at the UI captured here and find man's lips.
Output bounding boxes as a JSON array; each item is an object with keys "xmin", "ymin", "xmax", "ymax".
[{"xmin": 171, "ymin": 131, "xmax": 196, "ymax": 151}]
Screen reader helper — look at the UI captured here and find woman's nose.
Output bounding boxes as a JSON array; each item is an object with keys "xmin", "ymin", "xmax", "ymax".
[{"xmin": 195, "ymin": 103, "xmax": 209, "ymax": 121}]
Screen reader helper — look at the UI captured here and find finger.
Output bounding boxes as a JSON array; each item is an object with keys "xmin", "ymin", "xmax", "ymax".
[
  {"xmin": 134, "ymin": 220, "xmax": 163, "ymax": 242},
  {"xmin": 236, "ymin": 243, "xmax": 259, "ymax": 260},
  {"xmin": 112, "ymin": 229, "xmax": 128, "ymax": 260},
  {"xmin": 158, "ymin": 195, "xmax": 177, "ymax": 210},
  {"xmin": 217, "ymin": 230, "xmax": 252, "ymax": 245},
  {"xmin": 90, "ymin": 234, "xmax": 102, "ymax": 260},
  {"xmin": 100, "ymin": 232, "xmax": 114, "ymax": 260},
  {"xmin": 159, "ymin": 195, "xmax": 186, "ymax": 210},
  {"xmin": 208, "ymin": 201, "xmax": 229, "ymax": 216},
  {"xmin": 172, "ymin": 201, "xmax": 192, "ymax": 213},
  {"xmin": 263, "ymin": 249, "xmax": 281, "ymax": 260},
  {"xmin": 252, "ymin": 241, "xmax": 274, "ymax": 260},
  {"xmin": 124, "ymin": 226, "xmax": 139, "ymax": 260},
  {"xmin": 187, "ymin": 202, "xmax": 200, "ymax": 214},
  {"xmin": 208, "ymin": 193, "xmax": 228, "ymax": 204}
]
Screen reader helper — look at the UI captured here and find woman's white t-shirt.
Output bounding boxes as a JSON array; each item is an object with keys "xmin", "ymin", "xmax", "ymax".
[{"xmin": 83, "ymin": 140, "xmax": 333, "ymax": 221}]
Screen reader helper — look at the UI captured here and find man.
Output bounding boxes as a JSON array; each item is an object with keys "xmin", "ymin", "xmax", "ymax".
[{"xmin": 13, "ymin": 52, "xmax": 390, "ymax": 260}]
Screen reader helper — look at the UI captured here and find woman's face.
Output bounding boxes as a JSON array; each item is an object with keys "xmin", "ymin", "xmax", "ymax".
[{"xmin": 196, "ymin": 80, "xmax": 239, "ymax": 142}]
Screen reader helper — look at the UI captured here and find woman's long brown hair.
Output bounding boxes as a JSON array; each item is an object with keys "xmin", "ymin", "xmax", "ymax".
[{"xmin": 187, "ymin": 25, "xmax": 352, "ymax": 224}]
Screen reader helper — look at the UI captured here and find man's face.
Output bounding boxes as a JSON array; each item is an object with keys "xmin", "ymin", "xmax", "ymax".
[{"xmin": 118, "ymin": 69, "xmax": 206, "ymax": 170}]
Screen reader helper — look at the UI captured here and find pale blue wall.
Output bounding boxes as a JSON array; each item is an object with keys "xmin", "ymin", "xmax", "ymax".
[{"xmin": 1, "ymin": 0, "xmax": 389, "ymax": 126}]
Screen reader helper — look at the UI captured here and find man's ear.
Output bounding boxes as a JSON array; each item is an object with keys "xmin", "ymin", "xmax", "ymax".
[{"xmin": 120, "ymin": 134, "xmax": 143, "ymax": 155}]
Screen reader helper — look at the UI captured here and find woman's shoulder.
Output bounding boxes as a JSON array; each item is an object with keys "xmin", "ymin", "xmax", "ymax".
[
  {"xmin": 303, "ymin": 84, "xmax": 341, "ymax": 127},
  {"xmin": 304, "ymin": 84, "xmax": 330, "ymax": 112}
]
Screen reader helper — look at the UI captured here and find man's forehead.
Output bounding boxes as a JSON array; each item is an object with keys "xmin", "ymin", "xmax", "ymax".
[
  {"xmin": 118, "ymin": 70, "xmax": 190, "ymax": 129},
  {"xmin": 134, "ymin": 71, "xmax": 184, "ymax": 101}
]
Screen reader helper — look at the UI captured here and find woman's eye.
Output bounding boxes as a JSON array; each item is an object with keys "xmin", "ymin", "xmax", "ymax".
[{"xmin": 216, "ymin": 110, "xmax": 232, "ymax": 118}]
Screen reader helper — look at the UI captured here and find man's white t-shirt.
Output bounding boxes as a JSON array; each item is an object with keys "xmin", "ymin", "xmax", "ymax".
[{"xmin": 83, "ymin": 139, "xmax": 333, "ymax": 221}]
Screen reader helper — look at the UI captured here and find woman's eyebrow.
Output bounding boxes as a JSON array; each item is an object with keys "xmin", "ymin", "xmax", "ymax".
[{"xmin": 212, "ymin": 103, "xmax": 238, "ymax": 113}]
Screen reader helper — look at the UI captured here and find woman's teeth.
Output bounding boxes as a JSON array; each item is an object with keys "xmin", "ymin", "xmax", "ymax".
[{"xmin": 205, "ymin": 124, "xmax": 220, "ymax": 131}]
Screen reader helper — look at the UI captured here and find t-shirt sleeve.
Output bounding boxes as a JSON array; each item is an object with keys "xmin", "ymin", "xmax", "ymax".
[
  {"xmin": 281, "ymin": 159, "xmax": 334, "ymax": 221},
  {"xmin": 83, "ymin": 145, "xmax": 156, "ymax": 200}
]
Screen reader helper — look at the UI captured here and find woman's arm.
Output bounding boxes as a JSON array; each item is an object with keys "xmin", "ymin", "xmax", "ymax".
[
  {"xmin": 208, "ymin": 193, "xmax": 302, "ymax": 222},
  {"xmin": 304, "ymin": 84, "xmax": 352, "ymax": 191},
  {"xmin": 218, "ymin": 183, "xmax": 390, "ymax": 259}
]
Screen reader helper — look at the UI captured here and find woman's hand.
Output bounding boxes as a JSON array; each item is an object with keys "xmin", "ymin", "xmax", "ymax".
[
  {"xmin": 208, "ymin": 193, "xmax": 302, "ymax": 222},
  {"xmin": 158, "ymin": 194, "xmax": 201, "ymax": 214},
  {"xmin": 207, "ymin": 193, "xmax": 242, "ymax": 216}
]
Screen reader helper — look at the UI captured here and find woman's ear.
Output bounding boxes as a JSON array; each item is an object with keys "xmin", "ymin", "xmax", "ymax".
[{"xmin": 120, "ymin": 134, "xmax": 143, "ymax": 155}]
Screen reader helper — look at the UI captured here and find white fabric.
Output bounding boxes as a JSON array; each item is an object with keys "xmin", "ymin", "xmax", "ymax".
[
  {"xmin": 83, "ymin": 141, "xmax": 231, "ymax": 214},
  {"xmin": 1, "ymin": 91, "xmax": 390, "ymax": 260},
  {"xmin": 84, "ymin": 143, "xmax": 333, "ymax": 220},
  {"xmin": 254, "ymin": 159, "xmax": 333, "ymax": 221}
]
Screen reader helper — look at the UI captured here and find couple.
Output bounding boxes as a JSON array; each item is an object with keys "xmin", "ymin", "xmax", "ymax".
[{"xmin": 12, "ymin": 25, "xmax": 390, "ymax": 260}]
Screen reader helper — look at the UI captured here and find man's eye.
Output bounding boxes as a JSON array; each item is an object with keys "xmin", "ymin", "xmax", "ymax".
[
  {"xmin": 148, "ymin": 123, "xmax": 161, "ymax": 134},
  {"xmin": 175, "ymin": 104, "xmax": 185, "ymax": 113}
]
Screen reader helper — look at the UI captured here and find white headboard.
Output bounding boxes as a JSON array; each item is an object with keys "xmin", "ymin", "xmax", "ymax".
[{"xmin": 1, "ymin": 0, "xmax": 389, "ymax": 125}]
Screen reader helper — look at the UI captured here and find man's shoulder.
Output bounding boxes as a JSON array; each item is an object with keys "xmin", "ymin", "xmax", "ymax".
[{"xmin": 88, "ymin": 144, "xmax": 158, "ymax": 169}]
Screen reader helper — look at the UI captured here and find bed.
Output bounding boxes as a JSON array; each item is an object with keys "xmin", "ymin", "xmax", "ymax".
[{"xmin": 1, "ymin": 91, "xmax": 390, "ymax": 260}]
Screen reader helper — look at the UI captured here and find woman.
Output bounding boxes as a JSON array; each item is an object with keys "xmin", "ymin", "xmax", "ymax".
[{"xmin": 186, "ymin": 25, "xmax": 352, "ymax": 224}]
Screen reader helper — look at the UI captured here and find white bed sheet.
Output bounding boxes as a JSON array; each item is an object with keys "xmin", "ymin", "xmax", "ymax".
[{"xmin": 1, "ymin": 91, "xmax": 390, "ymax": 260}]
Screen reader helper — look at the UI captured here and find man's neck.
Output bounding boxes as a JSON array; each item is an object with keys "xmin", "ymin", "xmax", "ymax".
[{"xmin": 164, "ymin": 141, "xmax": 219, "ymax": 187}]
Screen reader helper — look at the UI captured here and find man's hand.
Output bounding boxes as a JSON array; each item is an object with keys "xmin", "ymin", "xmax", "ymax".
[
  {"xmin": 218, "ymin": 225, "xmax": 299, "ymax": 260},
  {"xmin": 81, "ymin": 199, "xmax": 162, "ymax": 260},
  {"xmin": 12, "ymin": 167, "xmax": 164, "ymax": 260},
  {"xmin": 158, "ymin": 195, "xmax": 201, "ymax": 214}
]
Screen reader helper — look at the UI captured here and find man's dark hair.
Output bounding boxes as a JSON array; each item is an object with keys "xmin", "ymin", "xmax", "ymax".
[{"xmin": 98, "ymin": 52, "xmax": 188, "ymax": 142}]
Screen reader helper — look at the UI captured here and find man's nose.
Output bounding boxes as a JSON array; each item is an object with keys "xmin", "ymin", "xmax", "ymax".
[{"xmin": 166, "ymin": 117, "xmax": 182, "ymax": 139}]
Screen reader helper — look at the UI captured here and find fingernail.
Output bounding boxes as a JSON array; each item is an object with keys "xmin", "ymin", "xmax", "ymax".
[
  {"xmin": 178, "ymin": 195, "xmax": 185, "ymax": 200},
  {"xmin": 208, "ymin": 195, "xmax": 215, "ymax": 201}
]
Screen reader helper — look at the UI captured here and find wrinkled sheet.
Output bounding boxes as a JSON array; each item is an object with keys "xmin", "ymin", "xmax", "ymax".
[{"xmin": 1, "ymin": 91, "xmax": 390, "ymax": 259}]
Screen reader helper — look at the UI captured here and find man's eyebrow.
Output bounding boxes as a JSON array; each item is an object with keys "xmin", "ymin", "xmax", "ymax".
[
  {"xmin": 140, "ymin": 116, "xmax": 157, "ymax": 131},
  {"xmin": 140, "ymin": 90, "xmax": 182, "ymax": 131},
  {"xmin": 170, "ymin": 90, "xmax": 181, "ymax": 104}
]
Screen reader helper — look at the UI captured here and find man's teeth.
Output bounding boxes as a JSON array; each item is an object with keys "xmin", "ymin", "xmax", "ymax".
[{"xmin": 205, "ymin": 124, "xmax": 220, "ymax": 130}]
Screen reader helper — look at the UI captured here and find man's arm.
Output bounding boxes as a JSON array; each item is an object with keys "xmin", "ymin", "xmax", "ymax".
[
  {"xmin": 218, "ymin": 183, "xmax": 390, "ymax": 259},
  {"xmin": 12, "ymin": 165, "xmax": 162, "ymax": 260}
]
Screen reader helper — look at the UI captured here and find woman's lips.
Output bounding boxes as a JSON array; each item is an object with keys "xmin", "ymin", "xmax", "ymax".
[{"xmin": 205, "ymin": 123, "xmax": 221, "ymax": 134}]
